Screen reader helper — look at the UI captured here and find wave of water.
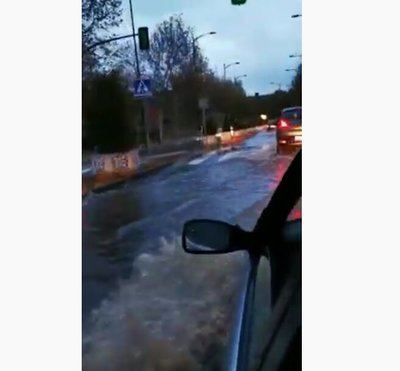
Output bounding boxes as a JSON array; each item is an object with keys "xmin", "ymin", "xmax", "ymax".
[
  {"xmin": 217, "ymin": 140, "xmax": 274, "ymax": 164},
  {"xmin": 83, "ymin": 236, "xmax": 248, "ymax": 371},
  {"xmin": 82, "ymin": 133, "xmax": 292, "ymax": 370},
  {"xmin": 188, "ymin": 150, "xmax": 217, "ymax": 166}
]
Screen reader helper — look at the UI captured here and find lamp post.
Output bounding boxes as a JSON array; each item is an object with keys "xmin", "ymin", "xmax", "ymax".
[
  {"xmin": 223, "ymin": 61, "xmax": 240, "ymax": 80},
  {"xmin": 192, "ymin": 31, "xmax": 216, "ymax": 70},
  {"xmin": 289, "ymin": 53, "xmax": 302, "ymax": 58},
  {"xmin": 285, "ymin": 68, "xmax": 297, "ymax": 72},
  {"xmin": 291, "ymin": 14, "xmax": 302, "ymax": 18},
  {"xmin": 270, "ymin": 81, "xmax": 283, "ymax": 90},
  {"xmin": 234, "ymin": 74, "xmax": 247, "ymax": 83}
]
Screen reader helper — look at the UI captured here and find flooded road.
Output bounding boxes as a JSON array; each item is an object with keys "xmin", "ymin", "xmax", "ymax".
[{"xmin": 82, "ymin": 131, "xmax": 296, "ymax": 370}]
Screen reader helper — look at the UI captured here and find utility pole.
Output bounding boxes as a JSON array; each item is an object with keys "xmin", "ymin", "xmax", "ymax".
[
  {"xmin": 128, "ymin": 0, "xmax": 150, "ymax": 148},
  {"xmin": 128, "ymin": 0, "xmax": 140, "ymax": 77}
]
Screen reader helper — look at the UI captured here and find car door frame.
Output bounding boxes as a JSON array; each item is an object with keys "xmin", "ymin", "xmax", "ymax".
[{"xmin": 229, "ymin": 150, "xmax": 302, "ymax": 371}]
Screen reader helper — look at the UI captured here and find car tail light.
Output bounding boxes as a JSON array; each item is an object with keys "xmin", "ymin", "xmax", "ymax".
[{"xmin": 278, "ymin": 119, "xmax": 289, "ymax": 128}]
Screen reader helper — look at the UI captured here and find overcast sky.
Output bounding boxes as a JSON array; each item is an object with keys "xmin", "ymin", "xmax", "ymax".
[{"xmin": 117, "ymin": 0, "xmax": 301, "ymax": 96}]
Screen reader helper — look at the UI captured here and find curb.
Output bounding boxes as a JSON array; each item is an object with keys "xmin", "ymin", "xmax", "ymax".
[
  {"xmin": 83, "ymin": 150, "xmax": 202, "ymax": 197},
  {"xmin": 82, "ymin": 129, "xmax": 262, "ymax": 198}
]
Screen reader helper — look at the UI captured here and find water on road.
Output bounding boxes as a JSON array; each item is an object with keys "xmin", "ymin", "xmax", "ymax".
[{"xmin": 82, "ymin": 132, "xmax": 295, "ymax": 370}]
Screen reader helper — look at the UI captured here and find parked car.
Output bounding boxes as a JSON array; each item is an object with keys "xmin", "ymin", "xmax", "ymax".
[
  {"xmin": 276, "ymin": 107, "xmax": 302, "ymax": 154},
  {"xmin": 182, "ymin": 150, "xmax": 301, "ymax": 371}
]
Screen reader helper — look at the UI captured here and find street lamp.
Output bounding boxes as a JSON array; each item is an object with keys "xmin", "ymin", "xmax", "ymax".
[
  {"xmin": 193, "ymin": 31, "xmax": 216, "ymax": 69},
  {"xmin": 285, "ymin": 69, "xmax": 297, "ymax": 72},
  {"xmin": 270, "ymin": 81, "xmax": 283, "ymax": 90},
  {"xmin": 289, "ymin": 54, "xmax": 302, "ymax": 58},
  {"xmin": 234, "ymin": 74, "xmax": 247, "ymax": 83},
  {"xmin": 194, "ymin": 31, "xmax": 217, "ymax": 42},
  {"xmin": 223, "ymin": 61, "xmax": 240, "ymax": 79},
  {"xmin": 291, "ymin": 14, "xmax": 302, "ymax": 18}
]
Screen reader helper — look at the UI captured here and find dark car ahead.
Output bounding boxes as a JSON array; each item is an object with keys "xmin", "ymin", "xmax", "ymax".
[{"xmin": 276, "ymin": 107, "xmax": 302, "ymax": 154}]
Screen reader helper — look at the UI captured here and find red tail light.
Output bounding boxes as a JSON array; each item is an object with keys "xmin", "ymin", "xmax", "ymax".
[{"xmin": 278, "ymin": 119, "xmax": 289, "ymax": 128}]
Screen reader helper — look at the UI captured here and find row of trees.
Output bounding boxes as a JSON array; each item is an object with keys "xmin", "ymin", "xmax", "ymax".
[
  {"xmin": 82, "ymin": 1, "xmax": 301, "ymax": 153},
  {"xmin": 249, "ymin": 63, "xmax": 302, "ymax": 120},
  {"xmin": 82, "ymin": 69, "xmax": 253, "ymax": 152}
]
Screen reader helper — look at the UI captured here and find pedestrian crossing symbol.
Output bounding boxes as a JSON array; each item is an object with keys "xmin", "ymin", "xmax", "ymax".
[{"xmin": 133, "ymin": 77, "xmax": 152, "ymax": 97}]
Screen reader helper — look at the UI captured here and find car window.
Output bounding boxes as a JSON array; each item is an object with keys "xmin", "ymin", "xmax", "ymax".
[
  {"xmin": 282, "ymin": 108, "xmax": 302, "ymax": 120},
  {"xmin": 247, "ymin": 257, "xmax": 272, "ymax": 371},
  {"xmin": 82, "ymin": 1, "xmax": 302, "ymax": 370},
  {"xmin": 247, "ymin": 196, "xmax": 300, "ymax": 371},
  {"xmin": 288, "ymin": 197, "xmax": 302, "ymax": 220}
]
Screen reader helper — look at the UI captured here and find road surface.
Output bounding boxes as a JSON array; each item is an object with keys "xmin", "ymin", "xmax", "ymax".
[{"xmin": 82, "ymin": 131, "xmax": 296, "ymax": 370}]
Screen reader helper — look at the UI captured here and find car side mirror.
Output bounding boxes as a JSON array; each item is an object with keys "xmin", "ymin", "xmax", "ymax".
[{"xmin": 182, "ymin": 219, "xmax": 252, "ymax": 254}]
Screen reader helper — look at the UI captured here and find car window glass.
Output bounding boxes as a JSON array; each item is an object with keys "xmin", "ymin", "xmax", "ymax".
[
  {"xmin": 82, "ymin": 0, "xmax": 302, "ymax": 369},
  {"xmin": 247, "ymin": 257, "xmax": 272, "ymax": 370},
  {"xmin": 288, "ymin": 197, "xmax": 302, "ymax": 220},
  {"xmin": 247, "ymin": 195, "xmax": 301, "ymax": 370},
  {"xmin": 282, "ymin": 109, "xmax": 302, "ymax": 120}
]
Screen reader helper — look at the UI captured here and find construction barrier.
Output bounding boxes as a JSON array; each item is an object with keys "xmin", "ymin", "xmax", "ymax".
[{"xmin": 91, "ymin": 149, "xmax": 140, "ymax": 175}]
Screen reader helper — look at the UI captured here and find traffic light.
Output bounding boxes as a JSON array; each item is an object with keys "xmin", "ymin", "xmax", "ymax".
[
  {"xmin": 138, "ymin": 27, "xmax": 150, "ymax": 50},
  {"xmin": 231, "ymin": 0, "xmax": 247, "ymax": 5}
]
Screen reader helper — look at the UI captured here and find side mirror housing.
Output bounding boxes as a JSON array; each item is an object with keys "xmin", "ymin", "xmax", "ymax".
[{"xmin": 182, "ymin": 219, "xmax": 252, "ymax": 254}]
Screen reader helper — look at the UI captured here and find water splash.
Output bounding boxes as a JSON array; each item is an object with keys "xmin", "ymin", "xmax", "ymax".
[{"xmin": 83, "ymin": 236, "xmax": 247, "ymax": 371}]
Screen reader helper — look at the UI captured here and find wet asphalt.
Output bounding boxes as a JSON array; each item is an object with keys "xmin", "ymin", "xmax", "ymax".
[{"xmin": 82, "ymin": 131, "xmax": 295, "ymax": 330}]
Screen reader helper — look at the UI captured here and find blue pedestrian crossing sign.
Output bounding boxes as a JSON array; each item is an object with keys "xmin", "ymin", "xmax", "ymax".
[{"xmin": 133, "ymin": 77, "xmax": 152, "ymax": 97}]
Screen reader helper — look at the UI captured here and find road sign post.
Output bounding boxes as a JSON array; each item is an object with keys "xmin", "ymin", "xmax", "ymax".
[
  {"xmin": 133, "ymin": 77, "xmax": 152, "ymax": 148},
  {"xmin": 134, "ymin": 77, "xmax": 152, "ymax": 98}
]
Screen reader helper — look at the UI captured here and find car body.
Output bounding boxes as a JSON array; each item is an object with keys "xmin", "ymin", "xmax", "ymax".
[
  {"xmin": 265, "ymin": 119, "xmax": 277, "ymax": 131},
  {"xmin": 182, "ymin": 150, "xmax": 302, "ymax": 371},
  {"xmin": 276, "ymin": 107, "xmax": 302, "ymax": 154}
]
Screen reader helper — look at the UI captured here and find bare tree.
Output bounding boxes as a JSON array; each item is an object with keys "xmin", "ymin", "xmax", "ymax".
[
  {"xmin": 111, "ymin": 41, "xmax": 147, "ymax": 82},
  {"xmin": 82, "ymin": 0, "xmax": 123, "ymax": 75},
  {"xmin": 144, "ymin": 15, "xmax": 208, "ymax": 91}
]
